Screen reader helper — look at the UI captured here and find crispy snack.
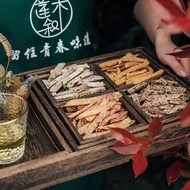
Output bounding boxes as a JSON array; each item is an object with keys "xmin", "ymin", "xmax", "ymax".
[
  {"xmin": 65, "ymin": 92, "xmax": 135, "ymax": 139},
  {"xmin": 99, "ymin": 59, "xmax": 118, "ymax": 69},
  {"xmin": 115, "ymin": 59, "xmax": 149, "ymax": 81},
  {"xmin": 99, "ymin": 52, "xmax": 164, "ymax": 86},
  {"xmin": 132, "ymin": 69, "xmax": 164, "ymax": 84},
  {"xmin": 126, "ymin": 71, "xmax": 153, "ymax": 85},
  {"xmin": 126, "ymin": 69, "xmax": 148, "ymax": 78}
]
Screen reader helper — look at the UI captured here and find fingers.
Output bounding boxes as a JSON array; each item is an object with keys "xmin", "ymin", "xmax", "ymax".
[
  {"xmin": 165, "ymin": 56, "xmax": 187, "ymax": 78},
  {"xmin": 180, "ymin": 58, "xmax": 190, "ymax": 78}
]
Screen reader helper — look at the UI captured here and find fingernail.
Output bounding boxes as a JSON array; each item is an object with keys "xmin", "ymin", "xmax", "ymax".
[{"xmin": 179, "ymin": 70, "xmax": 187, "ymax": 77}]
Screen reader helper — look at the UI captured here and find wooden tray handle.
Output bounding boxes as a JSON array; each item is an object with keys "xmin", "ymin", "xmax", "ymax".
[{"xmin": 0, "ymin": 33, "xmax": 12, "ymax": 73}]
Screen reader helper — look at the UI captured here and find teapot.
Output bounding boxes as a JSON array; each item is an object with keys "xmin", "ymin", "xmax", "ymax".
[{"xmin": 0, "ymin": 33, "xmax": 38, "ymax": 99}]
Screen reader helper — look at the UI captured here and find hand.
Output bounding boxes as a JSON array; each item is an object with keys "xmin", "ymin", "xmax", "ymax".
[{"xmin": 155, "ymin": 35, "xmax": 190, "ymax": 79}]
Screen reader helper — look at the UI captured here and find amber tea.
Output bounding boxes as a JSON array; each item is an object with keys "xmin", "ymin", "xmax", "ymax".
[{"xmin": 0, "ymin": 93, "xmax": 28, "ymax": 164}]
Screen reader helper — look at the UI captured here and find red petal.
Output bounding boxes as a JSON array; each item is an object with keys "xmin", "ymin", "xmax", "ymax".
[
  {"xmin": 181, "ymin": 180, "xmax": 190, "ymax": 190},
  {"xmin": 132, "ymin": 150, "xmax": 148, "ymax": 178},
  {"xmin": 152, "ymin": 0, "xmax": 185, "ymax": 20},
  {"xmin": 179, "ymin": 0, "xmax": 188, "ymax": 15},
  {"xmin": 168, "ymin": 17, "xmax": 190, "ymax": 34},
  {"xmin": 166, "ymin": 48, "xmax": 190, "ymax": 58},
  {"xmin": 136, "ymin": 136, "xmax": 151, "ymax": 145},
  {"xmin": 166, "ymin": 160, "xmax": 181, "ymax": 186},
  {"xmin": 110, "ymin": 128, "xmax": 138, "ymax": 145},
  {"xmin": 180, "ymin": 102, "xmax": 190, "ymax": 127},
  {"xmin": 135, "ymin": 136, "xmax": 151, "ymax": 151},
  {"xmin": 148, "ymin": 117, "xmax": 163, "ymax": 138},
  {"xmin": 111, "ymin": 141, "xmax": 142, "ymax": 155}
]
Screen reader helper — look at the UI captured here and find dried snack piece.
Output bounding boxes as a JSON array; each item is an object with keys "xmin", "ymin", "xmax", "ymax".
[{"xmin": 65, "ymin": 92, "xmax": 135, "ymax": 138}]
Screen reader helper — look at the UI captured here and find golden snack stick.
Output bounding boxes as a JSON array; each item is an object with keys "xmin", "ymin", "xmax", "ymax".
[
  {"xmin": 99, "ymin": 59, "xmax": 118, "ymax": 68},
  {"xmin": 115, "ymin": 60, "xmax": 149, "ymax": 81},
  {"xmin": 115, "ymin": 77, "xmax": 126, "ymax": 86},
  {"xmin": 132, "ymin": 69, "xmax": 164, "ymax": 84},
  {"xmin": 126, "ymin": 69, "xmax": 148, "ymax": 78},
  {"xmin": 124, "ymin": 61, "xmax": 139, "ymax": 69},
  {"xmin": 147, "ymin": 66, "xmax": 154, "ymax": 72},
  {"xmin": 105, "ymin": 72, "xmax": 115, "ymax": 81},
  {"xmin": 126, "ymin": 71, "xmax": 153, "ymax": 85},
  {"xmin": 118, "ymin": 52, "xmax": 133, "ymax": 63}
]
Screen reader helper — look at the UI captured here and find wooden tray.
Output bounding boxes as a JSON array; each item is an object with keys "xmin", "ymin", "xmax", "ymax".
[
  {"xmin": 21, "ymin": 46, "xmax": 189, "ymax": 146},
  {"xmin": 1, "ymin": 47, "xmax": 190, "ymax": 190}
]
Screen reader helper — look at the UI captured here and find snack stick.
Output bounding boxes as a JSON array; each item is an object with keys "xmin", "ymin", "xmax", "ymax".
[
  {"xmin": 105, "ymin": 72, "xmax": 115, "ymax": 81},
  {"xmin": 84, "ymin": 118, "xmax": 99, "ymax": 135},
  {"xmin": 125, "ymin": 71, "xmax": 153, "ymax": 85},
  {"xmin": 112, "ymin": 72, "xmax": 117, "ymax": 78},
  {"xmin": 106, "ymin": 68, "xmax": 118, "ymax": 72},
  {"xmin": 64, "ymin": 96, "xmax": 103, "ymax": 107},
  {"xmin": 117, "ymin": 67, "xmax": 121, "ymax": 74},
  {"xmin": 147, "ymin": 66, "xmax": 154, "ymax": 72},
  {"xmin": 85, "ymin": 115, "xmax": 96, "ymax": 122},
  {"xmin": 122, "ymin": 54, "xmax": 145, "ymax": 63},
  {"xmin": 124, "ymin": 61, "xmax": 140, "ymax": 69},
  {"xmin": 75, "ymin": 101, "xmax": 117, "ymax": 120},
  {"xmin": 115, "ymin": 60, "xmax": 149, "ymax": 81},
  {"xmin": 78, "ymin": 122, "xmax": 91, "ymax": 135},
  {"xmin": 68, "ymin": 102, "xmax": 96, "ymax": 119},
  {"xmin": 99, "ymin": 59, "xmax": 118, "ymax": 68},
  {"xmin": 120, "ymin": 65, "xmax": 126, "ymax": 71},
  {"xmin": 115, "ymin": 77, "xmax": 126, "ymax": 86},
  {"xmin": 96, "ymin": 117, "xmax": 135, "ymax": 132},
  {"xmin": 85, "ymin": 108, "xmax": 114, "ymax": 135},
  {"xmin": 118, "ymin": 52, "xmax": 134, "ymax": 63},
  {"xmin": 132, "ymin": 69, "xmax": 164, "ymax": 84},
  {"xmin": 107, "ymin": 62, "xmax": 125, "ymax": 69},
  {"xmin": 126, "ymin": 69, "xmax": 148, "ymax": 78},
  {"xmin": 128, "ymin": 70, "xmax": 153, "ymax": 81}
]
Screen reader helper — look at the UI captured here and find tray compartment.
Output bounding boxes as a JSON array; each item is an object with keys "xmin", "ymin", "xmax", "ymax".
[
  {"xmin": 122, "ymin": 75, "xmax": 190, "ymax": 124},
  {"xmin": 35, "ymin": 62, "xmax": 114, "ymax": 106},
  {"xmin": 55, "ymin": 91, "xmax": 147, "ymax": 149},
  {"xmin": 94, "ymin": 48, "xmax": 166, "ymax": 90}
]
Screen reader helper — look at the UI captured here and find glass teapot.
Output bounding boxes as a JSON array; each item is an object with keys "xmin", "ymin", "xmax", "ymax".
[{"xmin": 0, "ymin": 33, "xmax": 38, "ymax": 99}]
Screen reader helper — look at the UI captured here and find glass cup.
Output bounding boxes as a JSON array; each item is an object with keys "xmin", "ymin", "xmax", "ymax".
[{"xmin": 0, "ymin": 93, "xmax": 28, "ymax": 164}]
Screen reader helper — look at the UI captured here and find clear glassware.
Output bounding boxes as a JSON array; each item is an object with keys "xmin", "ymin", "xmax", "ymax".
[{"xmin": 0, "ymin": 93, "xmax": 28, "ymax": 164}]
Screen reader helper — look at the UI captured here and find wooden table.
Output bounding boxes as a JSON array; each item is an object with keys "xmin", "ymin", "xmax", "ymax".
[{"xmin": 1, "ymin": 47, "xmax": 190, "ymax": 190}]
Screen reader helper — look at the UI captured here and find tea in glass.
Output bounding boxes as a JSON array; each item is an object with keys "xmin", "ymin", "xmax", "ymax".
[{"xmin": 0, "ymin": 93, "xmax": 28, "ymax": 164}]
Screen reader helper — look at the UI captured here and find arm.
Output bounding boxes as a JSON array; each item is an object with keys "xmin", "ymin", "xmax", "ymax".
[{"xmin": 134, "ymin": 0, "xmax": 190, "ymax": 78}]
